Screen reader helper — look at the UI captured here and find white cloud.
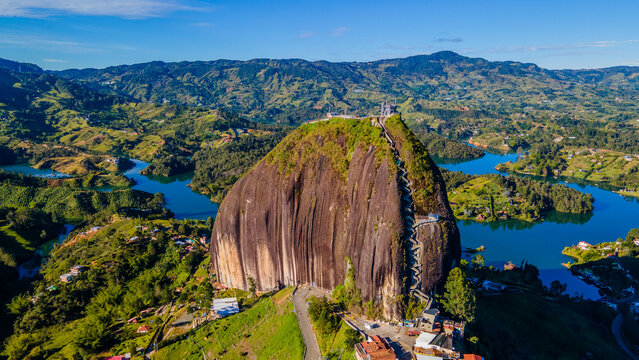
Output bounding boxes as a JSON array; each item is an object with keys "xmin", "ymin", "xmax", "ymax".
[
  {"xmin": 43, "ymin": 58, "xmax": 69, "ymax": 63},
  {"xmin": 0, "ymin": 33, "xmax": 116, "ymax": 53},
  {"xmin": 192, "ymin": 22, "xmax": 214, "ymax": 27},
  {"xmin": 466, "ymin": 40, "xmax": 638, "ymax": 55},
  {"xmin": 435, "ymin": 37, "xmax": 463, "ymax": 43},
  {"xmin": 330, "ymin": 26, "xmax": 350, "ymax": 38},
  {"xmin": 298, "ymin": 31, "xmax": 316, "ymax": 39},
  {"xmin": 0, "ymin": 0, "xmax": 202, "ymax": 19}
]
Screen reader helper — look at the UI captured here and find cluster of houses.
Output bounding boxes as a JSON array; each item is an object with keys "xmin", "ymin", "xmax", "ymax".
[
  {"xmin": 353, "ymin": 305, "xmax": 484, "ymax": 360},
  {"xmin": 59, "ymin": 265, "xmax": 86, "ymax": 283},
  {"xmin": 411, "ymin": 308, "xmax": 467, "ymax": 360},
  {"xmin": 124, "ymin": 305, "xmax": 172, "ymax": 336},
  {"xmin": 576, "ymin": 241, "xmax": 621, "ymax": 258},
  {"xmin": 172, "ymin": 235, "xmax": 209, "ymax": 253},
  {"xmin": 125, "ymin": 225, "xmax": 209, "ymax": 254}
]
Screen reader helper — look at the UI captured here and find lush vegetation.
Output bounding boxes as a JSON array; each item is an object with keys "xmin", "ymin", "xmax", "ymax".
[
  {"xmin": 307, "ymin": 296, "xmax": 361, "ymax": 359},
  {"xmin": 264, "ymin": 117, "xmax": 391, "ymax": 179},
  {"xmin": 563, "ymin": 228, "xmax": 639, "ymax": 298},
  {"xmin": 3, "ymin": 218, "xmax": 212, "ymax": 359},
  {"xmin": 190, "ymin": 132, "xmax": 287, "ymax": 202},
  {"xmin": 0, "ymin": 180, "xmax": 167, "ymax": 223},
  {"xmin": 50, "ymin": 52, "xmax": 639, "ymax": 133},
  {"xmin": 405, "ymin": 120, "xmax": 485, "ymax": 159},
  {"xmin": 385, "ymin": 115, "xmax": 443, "ymax": 213},
  {"xmin": 459, "ymin": 257, "xmax": 626, "ymax": 359},
  {"xmin": 439, "ymin": 267, "xmax": 476, "ymax": 323},
  {"xmin": 155, "ymin": 287, "xmax": 304, "ymax": 360},
  {"xmin": 498, "ymin": 143, "xmax": 639, "ymax": 188},
  {"xmin": 418, "ymin": 132, "xmax": 485, "ymax": 159},
  {"xmin": 442, "ymin": 170, "xmax": 594, "ymax": 222},
  {"xmin": 0, "ymin": 66, "xmax": 288, "ymax": 177}
]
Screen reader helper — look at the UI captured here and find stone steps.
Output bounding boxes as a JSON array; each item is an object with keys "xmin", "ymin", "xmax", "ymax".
[{"xmin": 379, "ymin": 122, "xmax": 431, "ymax": 307}]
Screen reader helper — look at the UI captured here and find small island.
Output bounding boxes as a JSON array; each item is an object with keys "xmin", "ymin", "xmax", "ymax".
[{"xmin": 442, "ymin": 170, "xmax": 594, "ymax": 222}]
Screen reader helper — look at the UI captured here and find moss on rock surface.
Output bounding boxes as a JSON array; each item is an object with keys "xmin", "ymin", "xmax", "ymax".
[{"xmin": 264, "ymin": 118, "xmax": 392, "ymax": 179}]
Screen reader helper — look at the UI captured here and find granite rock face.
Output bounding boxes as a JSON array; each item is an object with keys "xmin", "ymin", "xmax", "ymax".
[{"xmin": 210, "ymin": 118, "xmax": 459, "ymax": 319}]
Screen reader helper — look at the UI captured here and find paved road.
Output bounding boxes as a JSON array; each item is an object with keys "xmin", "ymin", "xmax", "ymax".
[
  {"xmin": 612, "ymin": 313, "xmax": 639, "ymax": 360},
  {"xmin": 292, "ymin": 285, "xmax": 322, "ymax": 360},
  {"xmin": 342, "ymin": 312, "xmax": 413, "ymax": 360}
]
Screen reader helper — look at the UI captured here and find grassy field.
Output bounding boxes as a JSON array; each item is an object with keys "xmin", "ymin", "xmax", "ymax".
[
  {"xmin": 0, "ymin": 222, "xmax": 33, "ymax": 265},
  {"xmin": 468, "ymin": 134, "xmax": 511, "ymax": 153},
  {"xmin": 616, "ymin": 189, "xmax": 639, "ymax": 198},
  {"xmin": 501, "ymin": 147, "xmax": 639, "ymax": 187},
  {"xmin": 313, "ymin": 320, "xmax": 358, "ymax": 360},
  {"xmin": 154, "ymin": 287, "xmax": 304, "ymax": 360}
]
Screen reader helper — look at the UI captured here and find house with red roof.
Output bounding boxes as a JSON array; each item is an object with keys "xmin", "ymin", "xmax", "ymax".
[
  {"xmin": 136, "ymin": 325, "xmax": 150, "ymax": 334},
  {"xmin": 354, "ymin": 335, "xmax": 397, "ymax": 360}
]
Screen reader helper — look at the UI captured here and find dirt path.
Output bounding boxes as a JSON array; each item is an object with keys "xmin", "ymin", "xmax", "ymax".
[{"xmin": 292, "ymin": 285, "xmax": 321, "ymax": 360}]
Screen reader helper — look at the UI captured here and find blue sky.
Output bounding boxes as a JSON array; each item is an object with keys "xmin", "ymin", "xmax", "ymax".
[{"xmin": 1, "ymin": 0, "xmax": 638, "ymax": 70}]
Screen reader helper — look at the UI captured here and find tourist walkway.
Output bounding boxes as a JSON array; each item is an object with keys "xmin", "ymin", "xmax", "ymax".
[
  {"xmin": 292, "ymin": 285, "xmax": 322, "ymax": 360},
  {"xmin": 376, "ymin": 116, "xmax": 432, "ymax": 305}
]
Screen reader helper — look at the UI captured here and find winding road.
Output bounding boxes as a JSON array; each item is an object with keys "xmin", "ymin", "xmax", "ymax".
[
  {"xmin": 612, "ymin": 313, "xmax": 639, "ymax": 360},
  {"xmin": 292, "ymin": 285, "xmax": 322, "ymax": 360}
]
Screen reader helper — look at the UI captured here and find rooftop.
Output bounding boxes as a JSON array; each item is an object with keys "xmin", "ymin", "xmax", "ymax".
[{"xmin": 357, "ymin": 335, "xmax": 396, "ymax": 360}]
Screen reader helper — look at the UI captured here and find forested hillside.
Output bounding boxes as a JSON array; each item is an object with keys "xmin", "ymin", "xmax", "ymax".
[{"xmin": 51, "ymin": 51, "xmax": 639, "ymax": 125}]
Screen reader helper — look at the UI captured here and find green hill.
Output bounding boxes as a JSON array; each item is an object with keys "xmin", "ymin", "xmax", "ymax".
[{"xmin": 51, "ymin": 51, "xmax": 639, "ymax": 125}]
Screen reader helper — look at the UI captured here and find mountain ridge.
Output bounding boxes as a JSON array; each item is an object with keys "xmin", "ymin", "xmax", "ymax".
[{"xmin": 17, "ymin": 51, "xmax": 635, "ymax": 124}]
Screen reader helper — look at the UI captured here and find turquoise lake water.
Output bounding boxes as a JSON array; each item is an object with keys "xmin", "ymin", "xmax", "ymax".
[
  {"xmin": 436, "ymin": 151, "xmax": 639, "ymax": 299},
  {"xmin": 1, "ymin": 160, "xmax": 219, "ymax": 221},
  {"xmin": 123, "ymin": 159, "xmax": 218, "ymax": 220},
  {"xmin": 0, "ymin": 163, "xmax": 70, "ymax": 178}
]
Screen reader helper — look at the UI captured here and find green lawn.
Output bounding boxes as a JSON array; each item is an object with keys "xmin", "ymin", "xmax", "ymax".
[{"xmin": 154, "ymin": 287, "xmax": 304, "ymax": 360}]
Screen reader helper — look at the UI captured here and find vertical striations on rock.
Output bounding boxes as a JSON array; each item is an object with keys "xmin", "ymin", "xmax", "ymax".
[{"xmin": 210, "ymin": 117, "xmax": 460, "ymax": 319}]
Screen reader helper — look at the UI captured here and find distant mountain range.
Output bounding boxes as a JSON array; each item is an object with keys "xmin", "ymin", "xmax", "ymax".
[{"xmin": 2, "ymin": 52, "xmax": 639, "ymax": 124}]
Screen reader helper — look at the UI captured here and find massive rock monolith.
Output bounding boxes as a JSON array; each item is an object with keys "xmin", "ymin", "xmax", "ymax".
[{"xmin": 210, "ymin": 116, "xmax": 460, "ymax": 319}]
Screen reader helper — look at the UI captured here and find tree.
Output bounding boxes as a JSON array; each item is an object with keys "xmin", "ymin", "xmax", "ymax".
[
  {"xmin": 471, "ymin": 254, "xmax": 485, "ymax": 269},
  {"xmin": 344, "ymin": 328, "xmax": 361, "ymax": 348},
  {"xmin": 4, "ymin": 333, "xmax": 36, "ymax": 360},
  {"xmin": 308, "ymin": 296, "xmax": 339, "ymax": 336},
  {"xmin": 7, "ymin": 294, "xmax": 31, "ymax": 315},
  {"xmin": 440, "ymin": 267, "xmax": 476, "ymax": 323},
  {"xmin": 75, "ymin": 315, "xmax": 112, "ymax": 351},
  {"xmin": 549, "ymin": 280, "xmax": 567, "ymax": 297},
  {"xmin": 194, "ymin": 280, "xmax": 214, "ymax": 311},
  {"xmin": 247, "ymin": 276, "xmax": 257, "ymax": 297}
]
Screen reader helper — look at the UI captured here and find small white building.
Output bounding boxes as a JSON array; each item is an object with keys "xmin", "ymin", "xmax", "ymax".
[
  {"xmin": 60, "ymin": 273, "xmax": 75, "ymax": 283},
  {"xmin": 211, "ymin": 297, "xmax": 239, "ymax": 318},
  {"xmin": 69, "ymin": 265, "xmax": 86, "ymax": 275},
  {"xmin": 577, "ymin": 241, "xmax": 592, "ymax": 250}
]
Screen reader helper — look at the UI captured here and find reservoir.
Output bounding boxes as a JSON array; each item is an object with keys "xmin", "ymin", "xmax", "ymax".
[
  {"xmin": 1, "ymin": 160, "xmax": 219, "ymax": 221},
  {"xmin": 123, "ymin": 159, "xmax": 218, "ymax": 220},
  {"xmin": 436, "ymin": 151, "xmax": 639, "ymax": 299}
]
